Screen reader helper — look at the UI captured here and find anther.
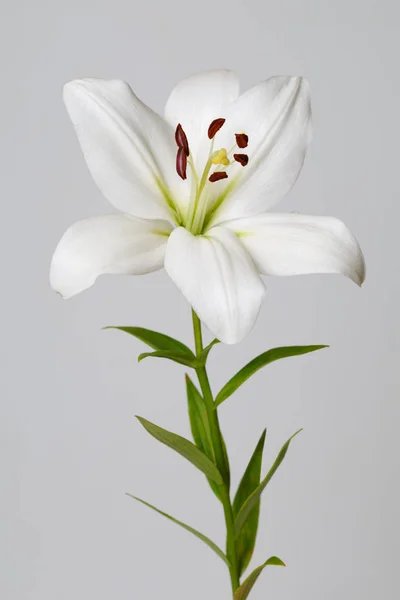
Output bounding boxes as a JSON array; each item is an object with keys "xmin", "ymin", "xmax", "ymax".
[
  {"xmin": 234, "ymin": 153, "xmax": 249, "ymax": 167},
  {"xmin": 176, "ymin": 147, "xmax": 188, "ymax": 180},
  {"xmin": 235, "ymin": 133, "xmax": 248, "ymax": 148},
  {"xmin": 208, "ymin": 118, "xmax": 226, "ymax": 139},
  {"xmin": 209, "ymin": 172, "xmax": 228, "ymax": 182},
  {"xmin": 175, "ymin": 124, "xmax": 189, "ymax": 156}
]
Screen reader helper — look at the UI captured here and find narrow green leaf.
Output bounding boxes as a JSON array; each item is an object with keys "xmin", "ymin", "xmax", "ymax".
[
  {"xmin": 104, "ymin": 326, "xmax": 195, "ymax": 358},
  {"xmin": 185, "ymin": 375, "xmax": 222, "ymax": 501},
  {"xmin": 234, "ymin": 430, "xmax": 302, "ymax": 538},
  {"xmin": 198, "ymin": 338, "xmax": 220, "ymax": 364},
  {"xmin": 234, "ymin": 556, "xmax": 285, "ymax": 600},
  {"xmin": 136, "ymin": 416, "xmax": 223, "ymax": 485},
  {"xmin": 220, "ymin": 433, "xmax": 231, "ymax": 491},
  {"xmin": 233, "ymin": 429, "xmax": 267, "ymax": 576},
  {"xmin": 138, "ymin": 350, "xmax": 199, "ymax": 368},
  {"xmin": 215, "ymin": 346, "xmax": 328, "ymax": 407},
  {"xmin": 186, "ymin": 376, "xmax": 215, "ymax": 459},
  {"xmin": 127, "ymin": 494, "xmax": 230, "ymax": 567}
]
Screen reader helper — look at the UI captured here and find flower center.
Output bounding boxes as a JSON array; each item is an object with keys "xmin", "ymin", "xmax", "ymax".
[{"xmin": 174, "ymin": 119, "xmax": 249, "ymax": 234}]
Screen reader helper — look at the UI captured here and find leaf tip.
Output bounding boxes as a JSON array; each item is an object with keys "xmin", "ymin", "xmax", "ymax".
[
  {"xmin": 278, "ymin": 559, "xmax": 286, "ymax": 567},
  {"xmin": 267, "ymin": 556, "xmax": 286, "ymax": 567},
  {"xmin": 289, "ymin": 428, "xmax": 303, "ymax": 443},
  {"xmin": 256, "ymin": 427, "xmax": 267, "ymax": 450}
]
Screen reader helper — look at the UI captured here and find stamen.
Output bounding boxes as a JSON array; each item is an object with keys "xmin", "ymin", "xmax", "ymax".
[
  {"xmin": 233, "ymin": 153, "xmax": 249, "ymax": 167},
  {"xmin": 176, "ymin": 147, "xmax": 188, "ymax": 180},
  {"xmin": 175, "ymin": 124, "xmax": 189, "ymax": 156},
  {"xmin": 235, "ymin": 133, "xmax": 248, "ymax": 148},
  {"xmin": 209, "ymin": 171, "xmax": 228, "ymax": 182},
  {"xmin": 208, "ymin": 118, "xmax": 226, "ymax": 139}
]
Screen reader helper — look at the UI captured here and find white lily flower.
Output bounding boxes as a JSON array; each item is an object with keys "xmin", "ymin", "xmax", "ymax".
[{"xmin": 50, "ymin": 70, "xmax": 365, "ymax": 344}]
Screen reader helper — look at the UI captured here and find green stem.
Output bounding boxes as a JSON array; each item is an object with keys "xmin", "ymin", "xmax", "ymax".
[{"xmin": 192, "ymin": 310, "xmax": 240, "ymax": 594}]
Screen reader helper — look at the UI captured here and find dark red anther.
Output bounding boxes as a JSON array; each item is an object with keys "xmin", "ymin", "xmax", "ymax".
[
  {"xmin": 175, "ymin": 124, "xmax": 189, "ymax": 156},
  {"xmin": 176, "ymin": 147, "xmax": 188, "ymax": 180},
  {"xmin": 209, "ymin": 171, "xmax": 228, "ymax": 183},
  {"xmin": 208, "ymin": 118, "xmax": 226, "ymax": 139},
  {"xmin": 235, "ymin": 133, "xmax": 248, "ymax": 148},
  {"xmin": 233, "ymin": 153, "xmax": 249, "ymax": 167}
]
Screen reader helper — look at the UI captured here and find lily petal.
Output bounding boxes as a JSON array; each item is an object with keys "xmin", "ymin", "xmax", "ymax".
[
  {"xmin": 50, "ymin": 214, "xmax": 173, "ymax": 298},
  {"xmin": 223, "ymin": 213, "xmax": 366, "ymax": 285},
  {"xmin": 209, "ymin": 77, "xmax": 312, "ymax": 225},
  {"xmin": 164, "ymin": 70, "xmax": 240, "ymax": 170},
  {"xmin": 164, "ymin": 226, "xmax": 265, "ymax": 344},
  {"xmin": 64, "ymin": 79, "xmax": 187, "ymax": 221}
]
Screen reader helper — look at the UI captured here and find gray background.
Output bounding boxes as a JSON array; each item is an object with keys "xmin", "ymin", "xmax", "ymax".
[{"xmin": 1, "ymin": 1, "xmax": 399, "ymax": 598}]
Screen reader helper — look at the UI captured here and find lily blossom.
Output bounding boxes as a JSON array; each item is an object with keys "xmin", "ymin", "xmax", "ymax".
[{"xmin": 50, "ymin": 70, "xmax": 365, "ymax": 344}]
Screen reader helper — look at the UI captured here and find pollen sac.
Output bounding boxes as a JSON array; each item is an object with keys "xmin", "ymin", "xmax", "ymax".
[
  {"xmin": 208, "ymin": 118, "xmax": 226, "ymax": 139},
  {"xmin": 234, "ymin": 153, "xmax": 249, "ymax": 167},
  {"xmin": 176, "ymin": 147, "xmax": 188, "ymax": 180},
  {"xmin": 235, "ymin": 133, "xmax": 249, "ymax": 148},
  {"xmin": 175, "ymin": 124, "xmax": 189, "ymax": 156},
  {"xmin": 209, "ymin": 171, "xmax": 228, "ymax": 183}
]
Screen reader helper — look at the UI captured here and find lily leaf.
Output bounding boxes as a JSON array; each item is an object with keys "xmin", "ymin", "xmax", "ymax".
[
  {"xmin": 136, "ymin": 416, "xmax": 223, "ymax": 485},
  {"xmin": 186, "ymin": 375, "xmax": 215, "ymax": 460},
  {"xmin": 138, "ymin": 350, "xmax": 199, "ymax": 368},
  {"xmin": 234, "ymin": 430, "xmax": 302, "ymax": 538},
  {"xmin": 233, "ymin": 429, "xmax": 267, "ymax": 577},
  {"xmin": 104, "ymin": 326, "xmax": 195, "ymax": 358},
  {"xmin": 220, "ymin": 433, "xmax": 231, "ymax": 491},
  {"xmin": 198, "ymin": 338, "xmax": 220, "ymax": 364},
  {"xmin": 233, "ymin": 556, "xmax": 285, "ymax": 600},
  {"xmin": 185, "ymin": 375, "xmax": 230, "ymax": 490},
  {"xmin": 127, "ymin": 494, "xmax": 230, "ymax": 567},
  {"xmin": 186, "ymin": 375, "xmax": 222, "ymax": 501},
  {"xmin": 215, "ymin": 346, "xmax": 328, "ymax": 407}
]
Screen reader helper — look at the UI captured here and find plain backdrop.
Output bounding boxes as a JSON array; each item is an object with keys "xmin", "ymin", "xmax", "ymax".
[{"xmin": 1, "ymin": 1, "xmax": 399, "ymax": 599}]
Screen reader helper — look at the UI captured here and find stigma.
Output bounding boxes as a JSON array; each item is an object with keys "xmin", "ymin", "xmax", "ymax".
[{"xmin": 211, "ymin": 148, "xmax": 230, "ymax": 166}]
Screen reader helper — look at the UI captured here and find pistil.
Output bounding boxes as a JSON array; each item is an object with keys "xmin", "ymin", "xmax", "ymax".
[{"xmin": 211, "ymin": 148, "xmax": 230, "ymax": 166}]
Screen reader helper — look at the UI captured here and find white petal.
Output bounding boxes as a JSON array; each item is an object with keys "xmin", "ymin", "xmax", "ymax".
[
  {"xmin": 223, "ymin": 213, "xmax": 365, "ymax": 285},
  {"xmin": 64, "ymin": 79, "xmax": 187, "ymax": 221},
  {"xmin": 164, "ymin": 70, "xmax": 240, "ymax": 170},
  {"xmin": 209, "ymin": 77, "xmax": 312, "ymax": 224},
  {"xmin": 50, "ymin": 214, "xmax": 172, "ymax": 298},
  {"xmin": 164, "ymin": 226, "xmax": 265, "ymax": 344}
]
